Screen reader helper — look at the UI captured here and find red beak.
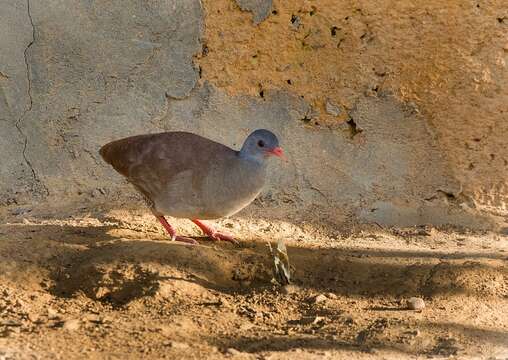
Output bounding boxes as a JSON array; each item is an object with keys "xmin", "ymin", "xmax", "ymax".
[{"xmin": 266, "ymin": 146, "xmax": 285, "ymax": 160}]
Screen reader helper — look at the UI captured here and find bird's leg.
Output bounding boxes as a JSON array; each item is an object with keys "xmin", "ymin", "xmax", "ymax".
[
  {"xmin": 154, "ymin": 215, "xmax": 198, "ymax": 245},
  {"xmin": 191, "ymin": 219, "xmax": 237, "ymax": 244}
]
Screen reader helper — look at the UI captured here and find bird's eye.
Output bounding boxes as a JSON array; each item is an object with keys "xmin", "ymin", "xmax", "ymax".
[{"xmin": 257, "ymin": 140, "xmax": 265, "ymax": 147}]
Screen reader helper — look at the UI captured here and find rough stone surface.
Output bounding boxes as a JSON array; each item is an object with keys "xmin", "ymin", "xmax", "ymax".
[
  {"xmin": 0, "ymin": 1, "xmax": 36, "ymax": 205},
  {"xmin": 407, "ymin": 297, "xmax": 426, "ymax": 311},
  {"xmin": 0, "ymin": 0, "xmax": 506, "ymax": 229},
  {"xmin": 5, "ymin": 0, "xmax": 203, "ymax": 203}
]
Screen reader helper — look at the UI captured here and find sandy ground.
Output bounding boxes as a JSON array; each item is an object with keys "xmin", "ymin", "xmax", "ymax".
[{"xmin": 0, "ymin": 205, "xmax": 507, "ymax": 359}]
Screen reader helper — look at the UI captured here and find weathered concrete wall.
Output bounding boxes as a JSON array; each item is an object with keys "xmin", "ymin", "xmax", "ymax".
[{"xmin": 1, "ymin": 0, "xmax": 506, "ymax": 229}]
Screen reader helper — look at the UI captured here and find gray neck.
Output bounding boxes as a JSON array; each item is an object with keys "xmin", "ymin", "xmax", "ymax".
[{"xmin": 238, "ymin": 150, "xmax": 267, "ymax": 167}]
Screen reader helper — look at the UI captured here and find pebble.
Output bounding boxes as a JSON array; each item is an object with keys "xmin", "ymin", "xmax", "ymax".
[
  {"xmin": 406, "ymin": 297, "xmax": 425, "ymax": 310},
  {"xmin": 83, "ymin": 314, "xmax": 107, "ymax": 324},
  {"xmin": 312, "ymin": 316, "xmax": 326, "ymax": 325},
  {"xmin": 313, "ymin": 294, "xmax": 328, "ymax": 304},
  {"xmin": 326, "ymin": 292, "xmax": 338, "ymax": 299},
  {"xmin": 226, "ymin": 348, "xmax": 242, "ymax": 356},
  {"xmin": 169, "ymin": 341, "xmax": 189, "ymax": 349},
  {"xmin": 62, "ymin": 319, "xmax": 81, "ymax": 331},
  {"xmin": 27, "ymin": 312, "xmax": 41, "ymax": 323},
  {"xmin": 47, "ymin": 308, "xmax": 59, "ymax": 320}
]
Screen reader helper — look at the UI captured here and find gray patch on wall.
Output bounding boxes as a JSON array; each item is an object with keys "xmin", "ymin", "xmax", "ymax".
[
  {"xmin": 0, "ymin": 1, "xmax": 38, "ymax": 205},
  {"xmin": 0, "ymin": 0, "xmax": 203, "ymax": 204},
  {"xmin": 235, "ymin": 0, "xmax": 273, "ymax": 24}
]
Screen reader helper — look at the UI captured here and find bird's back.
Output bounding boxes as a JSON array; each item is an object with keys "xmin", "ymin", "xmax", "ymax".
[{"xmin": 100, "ymin": 132, "xmax": 230, "ymax": 177}]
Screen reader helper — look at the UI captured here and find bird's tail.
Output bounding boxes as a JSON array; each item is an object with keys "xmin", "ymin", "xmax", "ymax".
[{"xmin": 99, "ymin": 143, "xmax": 113, "ymax": 164}]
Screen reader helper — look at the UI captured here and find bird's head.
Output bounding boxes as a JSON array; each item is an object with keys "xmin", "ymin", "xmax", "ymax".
[{"xmin": 240, "ymin": 129, "xmax": 284, "ymax": 162}]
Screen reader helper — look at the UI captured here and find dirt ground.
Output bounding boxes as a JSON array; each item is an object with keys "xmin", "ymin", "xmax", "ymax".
[{"xmin": 0, "ymin": 205, "xmax": 507, "ymax": 359}]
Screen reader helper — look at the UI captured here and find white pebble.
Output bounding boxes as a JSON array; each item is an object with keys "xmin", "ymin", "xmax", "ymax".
[{"xmin": 407, "ymin": 297, "xmax": 425, "ymax": 310}]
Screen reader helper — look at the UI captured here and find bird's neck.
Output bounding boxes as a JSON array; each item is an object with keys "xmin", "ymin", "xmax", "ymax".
[{"xmin": 237, "ymin": 151, "xmax": 267, "ymax": 167}]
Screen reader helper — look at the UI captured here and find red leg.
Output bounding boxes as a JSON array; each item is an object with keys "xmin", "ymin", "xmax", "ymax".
[
  {"xmin": 155, "ymin": 215, "xmax": 197, "ymax": 245},
  {"xmin": 191, "ymin": 219, "xmax": 237, "ymax": 244}
]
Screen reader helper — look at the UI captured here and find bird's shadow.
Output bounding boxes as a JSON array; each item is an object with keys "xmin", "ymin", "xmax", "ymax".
[{"xmin": 2, "ymin": 222, "xmax": 506, "ymax": 301}]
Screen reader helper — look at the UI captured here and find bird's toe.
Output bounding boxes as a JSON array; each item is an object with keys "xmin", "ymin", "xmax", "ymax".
[
  {"xmin": 211, "ymin": 232, "xmax": 238, "ymax": 244},
  {"xmin": 173, "ymin": 236, "xmax": 199, "ymax": 245}
]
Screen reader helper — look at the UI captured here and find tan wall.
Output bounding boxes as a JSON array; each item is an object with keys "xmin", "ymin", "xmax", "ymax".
[{"xmin": 198, "ymin": 0, "xmax": 508, "ymax": 219}]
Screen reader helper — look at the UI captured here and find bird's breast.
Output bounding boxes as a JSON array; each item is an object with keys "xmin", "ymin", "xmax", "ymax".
[{"xmin": 199, "ymin": 160, "xmax": 266, "ymax": 218}]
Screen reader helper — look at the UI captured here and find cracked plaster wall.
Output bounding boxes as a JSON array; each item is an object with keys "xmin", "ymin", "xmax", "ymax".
[{"xmin": 0, "ymin": 0, "xmax": 506, "ymax": 229}]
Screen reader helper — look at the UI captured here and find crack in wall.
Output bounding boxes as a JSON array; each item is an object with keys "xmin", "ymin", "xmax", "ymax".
[{"xmin": 14, "ymin": 0, "xmax": 49, "ymax": 196}]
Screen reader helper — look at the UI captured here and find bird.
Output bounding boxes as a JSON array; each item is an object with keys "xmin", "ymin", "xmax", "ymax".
[{"xmin": 99, "ymin": 129, "xmax": 284, "ymax": 244}]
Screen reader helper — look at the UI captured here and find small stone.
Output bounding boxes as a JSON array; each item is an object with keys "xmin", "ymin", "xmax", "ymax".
[
  {"xmin": 94, "ymin": 287, "xmax": 110, "ymax": 299},
  {"xmin": 84, "ymin": 314, "xmax": 103, "ymax": 324},
  {"xmin": 27, "ymin": 312, "xmax": 41, "ymax": 323},
  {"xmin": 47, "ymin": 308, "xmax": 59, "ymax": 320},
  {"xmin": 325, "ymin": 100, "xmax": 341, "ymax": 116},
  {"xmin": 169, "ymin": 341, "xmax": 189, "ymax": 349},
  {"xmin": 226, "ymin": 348, "xmax": 242, "ymax": 356},
  {"xmin": 406, "ymin": 297, "xmax": 425, "ymax": 310},
  {"xmin": 312, "ymin": 316, "xmax": 326, "ymax": 325},
  {"xmin": 326, "ymin": 292, "xmax": 337, "ymax": 299},
  {"xmin": 62, "ymin": 319, "xmax": 80, "ymax": 331},
  {"xmin": 313, "ymin": 294, "xmax": 328, "ymax": 304}
]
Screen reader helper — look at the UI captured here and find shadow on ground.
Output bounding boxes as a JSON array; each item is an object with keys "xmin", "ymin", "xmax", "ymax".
[{"xmin": 1, "ymin": 223, "xmax": 506, "ymax": 304}]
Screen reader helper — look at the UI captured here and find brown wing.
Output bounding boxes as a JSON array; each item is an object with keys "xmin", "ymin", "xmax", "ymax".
[
  {"xmin": 100, "ymin": 133, "xmax": 155, "ymax": 177},
  {"xmin": 99, "ymin": 132, "xmax": 237, "ymax": 208}
]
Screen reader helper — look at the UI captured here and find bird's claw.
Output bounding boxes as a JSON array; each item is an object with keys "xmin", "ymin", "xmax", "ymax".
[
  {"xmin": 172, "ymin": 235, "xmax": 198, "ymax": 245},
  {"xmin": 209, "ymin": 231, "xmax": 238, "ymax": 244}
]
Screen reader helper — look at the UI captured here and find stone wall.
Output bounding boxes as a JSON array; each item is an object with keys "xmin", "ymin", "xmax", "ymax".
[{"xmin": 1, "ymin": 0, "xmax": 506, "ymax": 229}]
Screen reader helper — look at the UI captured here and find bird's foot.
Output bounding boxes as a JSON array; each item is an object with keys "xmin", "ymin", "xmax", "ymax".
[
  {"xmin": 191, "ymin": 219, "xmax": 238, "ymax": 244},
  {"xmin": 208, "ymin": 231, "xmax": 237, "ymax": 244},
  {"xmin": 171, "ymin": 235, "xmax": 199, "ymax": 245}
]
